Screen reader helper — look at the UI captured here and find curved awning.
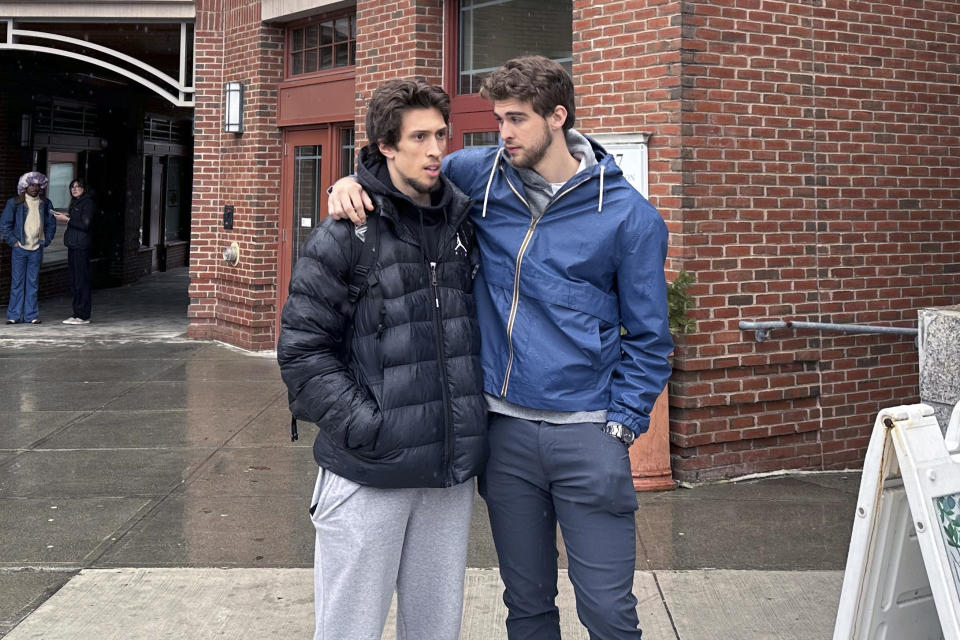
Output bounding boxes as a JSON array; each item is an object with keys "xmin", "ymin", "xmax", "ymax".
[
  {"xmin": 0, "ymin": 2, "xmax": 194, "ymax": 20},
  {"xmin": 0, "ymin": 18, "xmax": 195, "ymax": 107}
]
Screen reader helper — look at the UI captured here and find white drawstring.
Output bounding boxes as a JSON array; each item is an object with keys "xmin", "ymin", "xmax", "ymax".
[
  {"xmin": 598, "ymin": 164, "xmax": 605, "ymax": 212},
  {"xmin": 482, "ymin": 150, "xmax": 502, "ymax": 218}
]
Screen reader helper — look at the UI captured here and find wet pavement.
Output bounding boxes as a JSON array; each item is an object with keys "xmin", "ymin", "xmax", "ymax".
[{"xmin": 0, "ymin": 267, "xmax": 859, "ymax": 638}]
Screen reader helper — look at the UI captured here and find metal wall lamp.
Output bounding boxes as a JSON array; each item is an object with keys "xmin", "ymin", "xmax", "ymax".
[{"xmin": 224, "ymin": 81, "xmax": 245, "ymax": 134}]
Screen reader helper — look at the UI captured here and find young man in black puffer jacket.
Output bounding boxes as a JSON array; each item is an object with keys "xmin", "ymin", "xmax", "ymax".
[{"xmin": 277, "ymin": 79, "xmax": 487, "ymax": 640}]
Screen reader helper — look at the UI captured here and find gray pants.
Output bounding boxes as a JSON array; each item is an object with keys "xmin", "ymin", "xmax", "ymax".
[{"xmin": 310, "ymin": 467, "xmax": 474, "ymax": 640}]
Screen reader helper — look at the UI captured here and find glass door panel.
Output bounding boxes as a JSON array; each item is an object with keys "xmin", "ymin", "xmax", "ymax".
[
  {"xmin": 45, "ymin": 153, "xmax": 77, "ymax": 264},
  {"xmin": 292, "ymin": 144, "xmax": 322, "ymax": 264},
  {"xmin": 278, "ymin": 124, "xmax": 355, "ymax": 341}
]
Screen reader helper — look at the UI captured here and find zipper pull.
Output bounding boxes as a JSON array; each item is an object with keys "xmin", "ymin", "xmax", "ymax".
[{"xmin": 429, "ymin": 262, "xmax": 439, "ymax": 308}]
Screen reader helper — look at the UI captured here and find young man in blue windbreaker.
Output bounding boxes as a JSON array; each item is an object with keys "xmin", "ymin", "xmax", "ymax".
[{"xmin": 329, "ymin": 56, "xmax": 673, "ymax": 639}]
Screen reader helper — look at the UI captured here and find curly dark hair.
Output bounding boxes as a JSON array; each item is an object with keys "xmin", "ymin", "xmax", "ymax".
[
  {"xmin": 365, "ymin": 79, "xmax": 450, "ymax": 161},
  {"xmin": 480, "ymin": 56, "xmax": 575, "ymax": 131}
]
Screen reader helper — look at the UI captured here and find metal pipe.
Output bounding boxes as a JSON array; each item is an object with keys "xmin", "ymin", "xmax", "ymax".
[{"xmin": 739, "ymin": 320, "xmax": 918, "ymax": 343}]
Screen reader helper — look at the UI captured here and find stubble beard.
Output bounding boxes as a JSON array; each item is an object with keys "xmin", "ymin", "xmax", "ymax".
[
  {"xmin": 403, "ymin": 175, "xmax": 439, "ymax": 195},
  {"xmin": 507, "ymin": 121, "xmax": 552, "ymax": 170}
]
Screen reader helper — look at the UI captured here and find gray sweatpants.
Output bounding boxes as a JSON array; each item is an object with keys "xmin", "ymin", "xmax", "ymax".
[{"xmin": 309, "ymin": 467, "xmax": 474, "ymax": 640}]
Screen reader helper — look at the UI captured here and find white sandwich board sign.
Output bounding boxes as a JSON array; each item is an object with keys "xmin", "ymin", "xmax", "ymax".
[{"xmin": 834, "ymin": 402, "xmax": 960, "ymax": 639}]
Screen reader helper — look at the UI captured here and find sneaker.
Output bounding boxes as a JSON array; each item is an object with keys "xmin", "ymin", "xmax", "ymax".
[
  {"xmin": 29, "ymin": 318, "xmax": 42, "ymax": 324},
  {"xmin": 62, "ymin": 317, "xmax": 78, "ymax": 324},
  {"xmin": 74, "ymin": 319, "xmax": 91, "ymax": 325},
  {"xmin": 5, "ymin": 319, "xmax": 15, "ymax": 324}
]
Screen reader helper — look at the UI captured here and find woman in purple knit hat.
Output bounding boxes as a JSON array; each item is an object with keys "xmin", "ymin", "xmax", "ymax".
[{"xmin": 0, "ymin": 172, "xmax": 57, "ymax": 324}]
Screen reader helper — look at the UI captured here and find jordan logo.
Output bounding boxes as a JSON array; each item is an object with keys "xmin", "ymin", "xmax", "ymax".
[{"xmin": 454, "ymin": 232, "xmax": 467, "ymax": 256}]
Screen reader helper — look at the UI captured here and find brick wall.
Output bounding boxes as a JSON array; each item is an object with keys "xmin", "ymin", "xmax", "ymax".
[
  {"xmin": 573, "ymin": 0, "xmax": 685, "ymax": 233},
  {"xmin": 0, "ymin": 95, "xmax": 71, "ymax": 307},
  {"xmin": 0, "ymin": 95, "xmax": 33, "ymax": 300},
  {"xmin": 0, "ymin": 97, "xmax": 29, "ymax": 203},
  {"xmin": 189, "ymin": 0, "xmax": 284, "ymax": 350},
  {"xmin": 354, "ymin": 0, "xmax": 444, "ymax": 147},
  {"xmin": 180, "ymin": 0, "xmax": 958, "ymax": 478},
  {"xmin": 670, "ymin": 0, "xmax": 960, "ymax": 482}
]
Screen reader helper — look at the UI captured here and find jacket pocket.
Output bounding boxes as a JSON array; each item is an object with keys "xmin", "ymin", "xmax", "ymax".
[
  {"xmin": 513, "ymin": 298, "xmax": 611, "ymax": 389},
  {"xmin": 351, "ymin": 358, "xmax": 382, "ymax": 407},
  {"xmin": 347, "ymin": 364, "xmax": 382, "ymax": 450}
]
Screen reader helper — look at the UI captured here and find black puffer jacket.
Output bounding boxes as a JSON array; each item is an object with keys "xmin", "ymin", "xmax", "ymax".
[
  {"xmin": 64, "ymin": 192, "xmax": 95, "ymax": 249},
  {"xmin": 277, "ymin": 149, "xmax": 488, "ymax": 488}
]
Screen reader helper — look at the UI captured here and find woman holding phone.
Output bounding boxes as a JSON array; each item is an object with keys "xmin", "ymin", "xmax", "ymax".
[{"xmin": 53, "ymin": 179, "xmax": 95, "ymax": 324}]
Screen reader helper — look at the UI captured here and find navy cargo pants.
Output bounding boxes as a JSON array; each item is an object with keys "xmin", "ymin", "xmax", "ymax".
[{"xmin": 478, "ymin": 414, "xmax": 643, "ymax": 639}]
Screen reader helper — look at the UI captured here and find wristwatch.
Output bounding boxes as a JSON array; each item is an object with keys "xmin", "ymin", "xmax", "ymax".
[{"xmin": 603, "ymin": 421, "xmax": 636, "ymax": 447}]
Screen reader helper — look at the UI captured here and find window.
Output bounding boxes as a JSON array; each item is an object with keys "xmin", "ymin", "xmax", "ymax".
[
  {"xmin": 45, "ymin": 153, "xmax": 77, "ymax": 265},
  {"xmin": 293, "ymin": 145, "xmax": 322, "ymax": 261},
  {"xmin": 458, "ymin": 0, "xmax": 572, "ymax": 95},
  {"xmin": 446, "ymin": 0, "xmax": 573, "ymax": 150},
  {"xmin": 339, "ymin": 128, "xmax": 355, "ymax": 178},
  {"xmin": 462, "ymin": 131, "xmax": 499, "ymax": 148},
  {"xmin": 289, "ymin": 14, "xmax": 356, "ymax": 77}
]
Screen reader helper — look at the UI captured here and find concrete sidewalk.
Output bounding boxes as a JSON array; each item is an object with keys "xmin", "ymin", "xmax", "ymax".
[
  {"xmin": 2, "ymin": 568, "xmax": 842, "ymax": 640},
  {"xmin": 0, "ymin": 268, "xmax": 854, "ymax": 639}
]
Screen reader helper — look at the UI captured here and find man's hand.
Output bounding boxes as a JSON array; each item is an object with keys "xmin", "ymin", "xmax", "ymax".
[{"xmin": 328, "ymin": 177, "xmax": 373, "ymax": 225}]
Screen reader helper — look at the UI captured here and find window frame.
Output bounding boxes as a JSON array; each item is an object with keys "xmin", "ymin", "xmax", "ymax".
[
  {"xmin": 443, "ymin": 1, "xmax": 497, "ymax": 152},
  {"xmin": 443, "ymin": 0, "xmax": 574, "ymax": 152},
  {"xmin": 284, "ymin": 9, "xmax": 357, "ymax": 81}
]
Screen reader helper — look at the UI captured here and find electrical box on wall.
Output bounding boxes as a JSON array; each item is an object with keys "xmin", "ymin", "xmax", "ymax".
[
  {"xmin": 223, "ymin": 205, "xmax": 234, "ymax": 230},
  {"xmin": 590, "ymin": 133, "xmax": 651, "ymax": 198}
]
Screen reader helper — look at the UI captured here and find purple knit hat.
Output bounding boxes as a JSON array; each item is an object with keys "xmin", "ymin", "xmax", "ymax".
[{"xmin": 17, "ymin": 172, "xmax": 49, "ymax": 195}]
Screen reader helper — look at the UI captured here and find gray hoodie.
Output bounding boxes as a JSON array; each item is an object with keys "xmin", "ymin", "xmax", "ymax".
[{"xmin": 510, "ymin": 129, "xmax": 599, "ymax": 220}]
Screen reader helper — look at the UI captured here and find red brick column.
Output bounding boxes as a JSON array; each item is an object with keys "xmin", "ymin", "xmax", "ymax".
[
  {"xmin": 671, "ymin": 0, "xmax": 960, "ymax": 482},
  {"xmin": 573, "ymin": 0, "xmax": 684, "ymax": 226},
  {"xmin": 573, "ymin": 0, "xmax": 686, "ymax": 486},
  {"xmin": 189, "ymin": 0, "xmax": 284, "ymax": 350},
  {"xmin": 808, "ymin": 0, "xmax": 960, "ymax": 470},
  {"xmin": 354, "ymin": 0, "xmax": 444, "ymax": 145}
]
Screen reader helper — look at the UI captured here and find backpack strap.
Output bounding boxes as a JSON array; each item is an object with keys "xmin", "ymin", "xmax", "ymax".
[{"xmin": 348, "ymin": 214, "xmax": 380, "ymax": 303}]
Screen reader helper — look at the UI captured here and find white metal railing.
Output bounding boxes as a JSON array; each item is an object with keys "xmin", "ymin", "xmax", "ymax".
[
  {"xmin": 740, "ymin": 319, "xmax": 919, "ymax": 343},
  {"xmin": 0, "ymin": 19, "xmax": 195, "ymax": 107}
]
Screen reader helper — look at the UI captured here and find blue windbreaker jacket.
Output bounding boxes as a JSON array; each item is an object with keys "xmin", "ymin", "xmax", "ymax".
[{"xmin": 442, "ymin": 137, "xmax": 673, "ymax": 434}]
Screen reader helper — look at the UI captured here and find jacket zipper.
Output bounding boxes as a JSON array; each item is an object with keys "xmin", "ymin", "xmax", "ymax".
[
  {"xmin": 429, "ymin": 260, "xmax": 455, "ymax": 481},
  {"xmin": 498, "ymin": 171, "xmax": 592, "ymax": 398}
]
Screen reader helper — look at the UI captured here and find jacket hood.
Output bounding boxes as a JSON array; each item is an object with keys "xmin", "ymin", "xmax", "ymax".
[
  {"xmin": 356, "ymin": 145, "xmax": 473, "ymax": 236},
  {"xmin": 357, "ymin": 145, "xmax": 455, "ymax": 214}
]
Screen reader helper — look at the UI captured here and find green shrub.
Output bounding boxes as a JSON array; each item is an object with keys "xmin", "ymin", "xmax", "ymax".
[{"xmin": 667, "ymin": 270, "xmax": 696, "ymax": 336}]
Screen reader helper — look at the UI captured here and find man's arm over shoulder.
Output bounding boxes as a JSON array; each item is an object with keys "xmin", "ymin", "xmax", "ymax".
[
  {"xmin": 277, "ymin": 220, "xmax": 381, "ymax": 449},
  {"xmin": 441, "ymin": 147, "xmax": 496, "ymax": 197},
  {"xmin": 607, "ymin": 202, "xmax": 674, "ymax": 435}
]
